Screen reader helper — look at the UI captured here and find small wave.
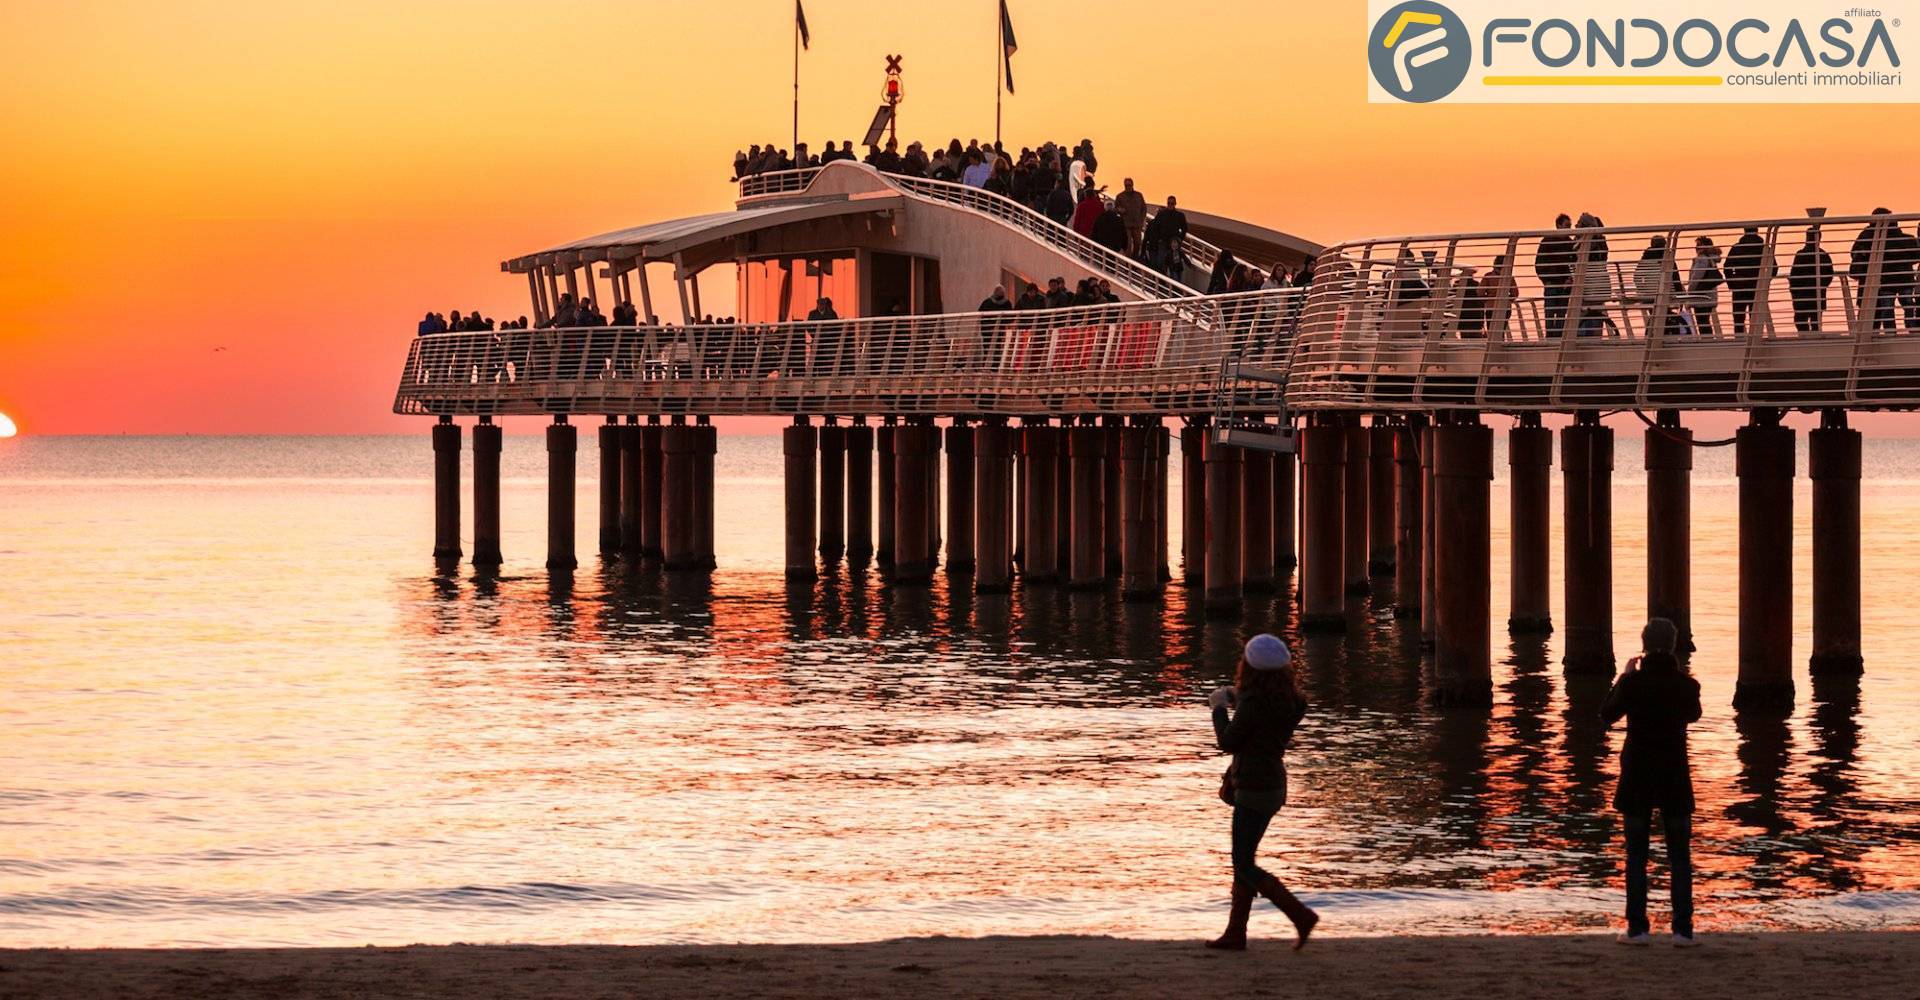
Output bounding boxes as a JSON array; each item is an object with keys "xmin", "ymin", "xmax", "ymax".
[{"xmin": 0, "ymin": 880, "xmax": 742, "ymax": 917}]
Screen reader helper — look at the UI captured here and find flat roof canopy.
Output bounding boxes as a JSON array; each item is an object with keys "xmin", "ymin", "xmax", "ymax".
[{"xmin": 502, "ymin": 192, "xmax": 904, "ymax": 273}]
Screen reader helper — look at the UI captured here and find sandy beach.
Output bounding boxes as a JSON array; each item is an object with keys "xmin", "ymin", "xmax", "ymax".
[{"xmin": 3, "ymin": 932, "xmax": 1913, "ymax": 1000}]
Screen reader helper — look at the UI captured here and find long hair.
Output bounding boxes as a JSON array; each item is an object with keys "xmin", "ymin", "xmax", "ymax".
[{"xmin": 1235, "ymin": 656, "xmax": 1305, "ymax": 707}]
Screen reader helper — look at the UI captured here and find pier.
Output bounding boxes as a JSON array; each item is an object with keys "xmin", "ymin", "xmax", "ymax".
[{"xmin": 398, "ymin": 163, "xmax": 1920, "ymax": 712}]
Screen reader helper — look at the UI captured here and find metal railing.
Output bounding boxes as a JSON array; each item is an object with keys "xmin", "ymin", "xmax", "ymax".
[
  {"xmin": 738, "ymin": 164, "xmax": 1205, "ymax": 300},
  {"xmin": 395, "ymin": 289, "xmax": 1304, "ymax": 418},
  {"xmin": 1283, "ymin": 212, "xmax": 1920, "ymax": 411}
]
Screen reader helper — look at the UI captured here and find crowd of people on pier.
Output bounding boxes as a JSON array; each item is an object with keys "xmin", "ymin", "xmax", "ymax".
[{"xmin": 1211, "ymin": 620, "xmax": 1701, "ymax": 950}]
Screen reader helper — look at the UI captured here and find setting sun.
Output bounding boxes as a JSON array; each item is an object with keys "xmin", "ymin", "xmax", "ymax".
[{"xmin": 0, "ymin": 412, "xmax": 17, "ymax": 438}]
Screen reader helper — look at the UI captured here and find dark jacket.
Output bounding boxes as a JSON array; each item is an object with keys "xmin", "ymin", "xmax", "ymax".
[
  {"xmin": 1537, "ymin": 231, "xmax": 1576, "ymax": 284},
  {"xmin": 1212, "ymin": 690, "xmax": 1308, "ymax": 805},
  {"xmin": 1724, "ymin": 233, "xmax": 1770, "ymax": 291},
  {"xmin": 1091, "ymin": 208, "xmax": 1129, "ymax": 253},
  {"xmin": 1789, "ymin": 244, "xmax": 1834, "ymax": 294},
  {"xmin": 1045, "ymin": 187, "xmax": 1075, "ymax": 226},
  {"xmin": 978, "ymin": 294, "xmax": 1013, "ymax": 312},
  {"xmin": 1601, "ymin": 654, "xmax": 1702, "ymax": 815}
]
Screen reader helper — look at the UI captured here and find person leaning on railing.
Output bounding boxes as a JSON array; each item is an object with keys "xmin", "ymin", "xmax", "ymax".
[
  {"xmin": 1788, "ymin": 228, "xmax": 1835, "ymax": 334},
  {"xmin": 1852, "ymin": 208, "xmax": 1920, "ymax": 333}
]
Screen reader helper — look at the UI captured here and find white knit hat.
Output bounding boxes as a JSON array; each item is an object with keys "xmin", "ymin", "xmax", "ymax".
[{"xmin": 1244, "ymin": 634, "xmax": 1292, "ymax": 671}]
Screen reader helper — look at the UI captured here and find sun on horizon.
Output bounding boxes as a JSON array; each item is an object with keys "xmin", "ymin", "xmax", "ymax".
[{"xmin": 0, "ymin": 412, "xmax": 18, "ymax": 438}]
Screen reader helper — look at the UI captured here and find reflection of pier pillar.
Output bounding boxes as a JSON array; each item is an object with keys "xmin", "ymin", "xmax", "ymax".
[
  {"xmin": 845, "ymin": 420, "xmax": 874, "ymax": 564},
  {"xmin": 598, "ymin": 420, "xmax": 623, "ymax": 554},
  {"xmin": 1054, "ymin": 426, "xmax": 1072, "ymax": 577},
  {"xmin": 877, "ymin": 419, "xmax": 897, "ymax": 570},
  {"xmin": 894, "ymin": 423, "xmax": 937, "ymax": 585},
  {"xmin": 1736, "ymin": 411, "xmax": 1796, "ymax": 711},
  {"xmin": 818, "ymin": 422, "xmax": 846, "ymax": 566},
  {"xmin": 433, "ymin": 419, "xmax": 462, "ymax": 561},
  {"xmin": 694, "ymin": 418, "xmax": 716, "ymax": 570},
  {"xmin": 473, "ymin": 420, "xmax": 502, "ymax": 567},
  {"xmin": 1432, "ymin": 416, "xmax": 1493, "ymax": 706},
  {"xmin": 1181, "ymin": 423, "xmax": 1207, "ymax": 584},
  {"xmin": 663, "ymin": 419, "xmax": 702, "ymax": 573},
  {"xmin": 1203, "ymin": 432, "xmax": 1243, "ymax": 614},
  {"xmin": 1393, "ymin": 419, "xmax": 1422, "ymax": 618},
  {"xmin": 945, "ymin": 421, "xmax": 976, "ymax": 575},
  {"xmin": 640, "ymin": 418, "xmax": 664, "ymax": 560},
  {"xmin": 1021, "ymin": 421, "xmax": 1059, "ymax": 583},
  {"xmin": 782, "ymin": 419, "xmax": 817, "ymax": 579},
  {"xmin": 1561, "ymin": 414, "xmax": 1615, "ymax": 674},
  {"xmin": 1068, "ymin": 425, "xmax": 1106, "ymax": 590},
  {"xmin": 974, "ymin": 421, "xmax": 1014, "ymax": 593},
  {"xmin": 545, "ymin": 417, "xmax": 577, "ymax": 572},
  {"xmin": 1119, "ymin": 423, "xmax": 1160, "ymax": 600},
  {"xmin": 618, "ymin": 419, "xmax": 643, "ymax": 559},
  {"xmin": 1343, "ymin": 416, "xmax": 1371, "ymax": 594},
  {"xmin": 1155, "ymin": 424, "xmax": 1172, "ymax": 582},
  {"xmin": 1273, "ymin": 433, "xmax": 1297, "ymax": 571},
  {"xmin": 1241, "ymin": 444, "xmax": 1275, "ymax": 592},
  {"xmin": 1508, "ymin": 417, "xmax": 1553, "ymax": 634},
  {"xmin": 1811, "ymin": 410, "xmax": 1864, "ymax": 676},
  {"xmin": 1645, "ymin": 412, "xmax": 1694, "ymax": 652},
  {"xmin": 1369, "ymin": 418, "xmax": 1397, "ymax": 575},
  {"xmin": 1299, "ymin": 417, "xmax": 1344, "ymax": 630}
]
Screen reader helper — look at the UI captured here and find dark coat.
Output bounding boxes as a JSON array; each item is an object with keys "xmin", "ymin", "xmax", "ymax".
[
  {"xmin": 1045, "ymin": 187, "xmax": 1075, "ymax": 225},
  {"xmin": 1212, "ymin": 690, "xmax": 1308, "ymax": 805},
  {"xmin": 1601, "ymin": 654, "xmax": 1702, "ymax": 815},
  {"xmin": 1091, "ymin": 209, "xmax": 1129, "ymax": 253},
  {"xmin": 1724, "ymin": 233, "xmax": 1770, "ymax": 292},
  {"xmin": 1537, "ymin": 231, "xmax": 1576, "ymax": 283},
  {"xmin": 1789, "ymin": 245, "xmax": 1834, "ymax": 294}
]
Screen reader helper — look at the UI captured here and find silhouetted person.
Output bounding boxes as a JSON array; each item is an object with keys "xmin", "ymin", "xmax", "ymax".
[
  {"xmin": 1114, "ymin": 178, "xmax": 1148, "ymax": 257},
  {"xmin": 1206, "ymin": 635, "xmax": 1318, "ymax": 952},
  {"xmin": 1537, "ymin": 213, "xmax": 1575, "ymax": 336},
  {"xmin": 1789, "ymin": 228, "xmax": 1835, "ymax": 334},
  {"xmin": 1070, "ymin": 186, "xmax": 1104, "ymax": 238},
  {"xmin": 1092, "ymin": 202, "xmax": 1129, "ymax": 254},
  {"xmin": 1045, "ymin": 276, "xmax": 1075, "ymax": 309},
  {"xmin": 1851, "ymin": 208, "xmax": 1920, "ymax": 333},
  {"xmin": 1724, "ymin": 226, "xmax": 1771, "ymax": 337},
  {"xmin": 977, "ymin": 285, "xmax": 1013, "ymax": 369},
  {"xmin": 1015, "ymin": 282, "xmax": 1046, "ymax": 310},
  {"xmin": 1633, "ymin": 237, "xmax": 1684, "ymax": 335},
  {"xmin": 806, "ymin": 296, "xmax": 841, "ymax": 376},
  {"xmin": 1045, "ymin": 176, "xmax": 1075, "ymax": 226},
  {"xmin": 1145, "ymin": 197, "xmax": 1189, "ymax": 277},
  {"xmin": 1688, "ymin": 238, "xmax": 1723, "ymax": 336},
  {"xmin": 1602, "ymin": 618, "xmax": 1702, "ymax": 947}
]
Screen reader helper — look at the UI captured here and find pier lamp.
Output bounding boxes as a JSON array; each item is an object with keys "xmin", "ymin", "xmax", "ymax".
[{"xmin": 883, "ymin": 54, "xmax": 904, "ymax": 145}]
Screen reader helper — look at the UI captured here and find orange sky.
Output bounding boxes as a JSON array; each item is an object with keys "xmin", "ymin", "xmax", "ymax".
[{"xmin": 3, "ymin": 1, "xmax": 1919, "ymax": 436}]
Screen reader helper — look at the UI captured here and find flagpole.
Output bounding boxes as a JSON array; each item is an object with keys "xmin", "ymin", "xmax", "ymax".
[
  {"xmin": 793, "ymin": 14, "xmax": 800, "ymax": 154},
  {"xmin": 994, "ymin": 5, "xmax": 1003, "ymax": 154}
]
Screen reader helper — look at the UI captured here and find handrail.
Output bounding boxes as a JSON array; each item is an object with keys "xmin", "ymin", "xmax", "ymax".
[
  {"xmin": 1287, "ymin": 212, "xmax": 1920, "ymax": 411},
  {"xmin": 394, "ymin": 288, "xmax": 1305, "ymax": 418}
]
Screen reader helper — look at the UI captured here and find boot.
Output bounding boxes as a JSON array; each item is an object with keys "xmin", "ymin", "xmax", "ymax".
[
  {"xmin": 1255, "ymin": 875, "xmax": 1319, "ymax": 950},
  {"xmin": 1205, "ymin": 883, "xmax": 1254, "ymax": 951}
]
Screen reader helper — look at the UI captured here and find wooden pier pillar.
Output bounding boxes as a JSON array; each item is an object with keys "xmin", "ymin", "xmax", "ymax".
[
  {"xmin": 1119, "ymin": 423, "xmax": 1161, "ymax": 600},
  {"xmin": 1054, "ymin": 428, "xmax": 1072, "ymax": 578},
  {"xmin": 618, "ymin": 420, "xmax": 644, "ymax": 559},
  {"xmin": 1241, "ymin": 443, "xmax": 1276, "ymax": 592},
  {"xmin": 1392, "ymin": 418, "xmax": 1422, "ymax": 618},
  {"xmin": 640, "ymin": 418, "xmax": 664, "ymax": 560},
  {"xmin": 472, "ymin": 420, "xmax": 502, "ymax": 567},
  {"xmin": 1273, "ymin": 434, "xmax": 1297, "ymax": 570},
  {"xmin": 929, "ymin": 424, "xmax": 945, "ymax": 573},
  {"xmin": 662, "ymin": 420, "xmax": 702, "ymax": 573},
  {"xmin": 694, "ymin": 419, "xmax": 717, "ymax": 570},
  {"xmin": 1432, "ymin": 416, "xmax": 1493, "ymax": 706},
  {"xmin": 1203, "ymin": 431, "xmax": 1244, "ymax": 615},
  {"xmin": 1068, "ymin": 425, "xmax": 1106, "ymax": 590},
  {"xmin": 877, "ymin": 420, "xmax": 897, "ymax": 570},
  {"xmin": 1811, "ymin": 410, "xmax": 1863, "ymax": 677},
  {"xmin": 1561, "ymin": 414, "xmax": 1615, "ymax": 674},
  {"xmin": 1104, "ymin": 420, "xmax": 1123, "ymax": 577},
  {"xmin": 1369, "ymin": 418, "xmax": 1397, "ymax": 575},
  {"xmin": 597, "ymin": 420, "xmax": 623, "ymax": 555},
  {"xmin": 1420, "ymin": 421, "xmax": 1437, "ymax": 647},
  {"xmin": 945, "ymin": 421, "xmax": 977, "ymax": 575},
  {"xmin": 432, "ymin": 419, "xmax": 462, "ymax": 560},
  {"xmin": 894, "ymin": 423, "xmax": 938, "ymax": 585},
  {"xmin": 1508, "ymin": 417, "xmax": 1553, "ymax": 634},
  {"xmin": 1020, "ymin": 421, "xmax": 1060, "ymax": 583},
  {"xmin": 1181, "ymin": 423, "xmax": 1207, "ymax": 584},
  {"xmin": 974, "ymin": 422, "xmax": 1015, "ymax": 593},
  {"xmin": 1299, "ymin": 417, "xmax": 1345, "ymax": 630},
  {"xmin": 782, "ymin": 420, "xmax": 818, "ymax": 579},
  {"xmin": 545, "ymin": 418, "xmax": 577, "ymax": 572},
  {"xmin": 1735, "ymin": 411, "xmax": 1796, "ymax": 711},
  {"xmin": 1343, "ymin": 416, "xmax": 1371, "ymax": 595},
  {"xmin": 818, "ymin": 422, "xmax": 847, "ymax": 566},
  {"xmin": 1155, "ymin": 423, "xmax": 1172, "ymax": 582},
  {"xmin": 1645, "ymin": 412, "xmax": 1694, "ymax": 652},
  {"xmin": 845, "ymin": 421, "xmax": 874, "ymax": 564}
]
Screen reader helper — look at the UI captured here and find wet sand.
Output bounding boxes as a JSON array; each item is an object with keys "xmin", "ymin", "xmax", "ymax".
[{"xmin": 2, "ymin": 932, "xmax": 1912, "ymax": 999}]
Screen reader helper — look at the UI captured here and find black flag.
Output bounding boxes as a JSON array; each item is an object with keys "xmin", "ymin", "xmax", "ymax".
[
  {"xmin": 796, "ymin": 0, "xmax": 810, "ymax": 50},
  {"xmin": 1000, "ymin": 0, "xmax": 1017, "ymax": 94}
]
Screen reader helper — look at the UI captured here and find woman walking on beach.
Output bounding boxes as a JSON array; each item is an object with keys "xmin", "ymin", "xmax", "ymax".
[
  {"xmin": 1206, "ymin": 634, "xmax": 1319, "ymax": 951},
  {"xmin": 1602, "ymin": 618, "xmax": 1702, "ymax": 947}
]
